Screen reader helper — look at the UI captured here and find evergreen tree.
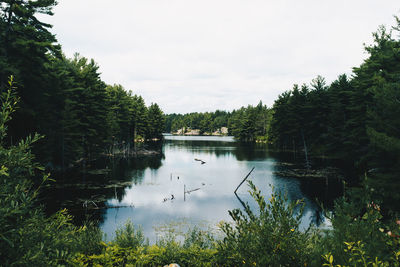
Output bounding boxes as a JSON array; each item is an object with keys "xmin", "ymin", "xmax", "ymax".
[
  {"xmin": 0, "ymin": 0, "xmax": 60, "ymax": 139},
  {"xmin": 353, "ymin": 23, "xmax": 400, "ymax": 209},
  {"xmin": 146, "ymin": 103, "xmax": 165, "ymax": 139},
  {"xmin": 131, "ymin": 95, "xmax": 148, "ymax": 140}
]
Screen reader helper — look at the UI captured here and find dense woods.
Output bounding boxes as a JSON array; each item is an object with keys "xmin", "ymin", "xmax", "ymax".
[
  {"xmin": 165, "ymin": 102, "xmax": 272, "ymax": 142},
  {"xmin": 165, "ymin": 110, "xmax": 230, "ymax": 134},
  {"xmin": 269, "ymin": 24, "xmax": 400, "ymax": 210},
  {"xmin": 0, "ymin": 1, "xmax": 165, "ymax": 171},
  {"xmin": 1, "ymin": 1, "xmax": 400, "ymax": 266},
  {"xmin": 229, "ymin": 102, "xmax": 271, "ymax": 142}
]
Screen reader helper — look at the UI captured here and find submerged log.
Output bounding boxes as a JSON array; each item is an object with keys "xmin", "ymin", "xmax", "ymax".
[{"xmin": 274, "ymin": 167, "xmax": 343, "ymax": 179}]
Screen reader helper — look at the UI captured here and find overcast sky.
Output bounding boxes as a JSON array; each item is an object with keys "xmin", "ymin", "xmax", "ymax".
[{"xmin": 45, "ymin": 1, "xmax": 400, "ymax": 114}]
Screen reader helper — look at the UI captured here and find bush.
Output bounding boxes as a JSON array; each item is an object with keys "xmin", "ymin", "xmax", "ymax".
[
  {"xmin": 0, "ymin": 77, "xmax": 105, "ymax": 266},
  {"xmin": 183, "ymin": 226, "xmax": 216, "ymax": 249},
  {"xmin": 317, "ymin": 183, "xmax": 400, "ymax": 266},
  {"xmin": 215, "ymin": 181, "xmax": 313, "ymax": 266},
  {"xmin": 113, "ymin": 220, "xmax": 147, "ymax": 249}
]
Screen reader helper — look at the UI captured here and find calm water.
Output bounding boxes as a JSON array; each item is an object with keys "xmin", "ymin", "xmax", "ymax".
[{"xmin": 44, "ymin": 136, "xmax": 343, "ymax": 242}]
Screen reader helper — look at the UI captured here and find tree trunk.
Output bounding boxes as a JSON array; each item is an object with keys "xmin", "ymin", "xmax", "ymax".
[{"xmin": 301, "ymin": 129, "xmax": 310, "ymax": 169}]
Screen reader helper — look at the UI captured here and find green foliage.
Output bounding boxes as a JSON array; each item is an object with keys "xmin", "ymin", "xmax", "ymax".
[
  {"xmin": 73, "ymin": 224, "xmax": 217, "ymax": 266},
  {"xmin": 113, "ymin": 221, "xmax": 147, "ymax": 249},
  {"xmin": 216, "ymin": 181, "xmax": 313, "ymax": 266},
  {"xmin": 269, "ymin": 17, "xmax": 400, "ymax": 199},
  {"xmin": 1, "ymin": 2, "xmax": 166, "ymax": 170},
  {"xmin": 322, "ymin": 240, "xmax": 400, "ymax": 267},
  {"xmin": 68, "ymin": 182, "xmax": 400, "ymax": 267},
  {"xmin": 314, "ymin": 180, "xmax": 400, "ymax": 266},
  {"xmin": 0, "ymin": 0, "xmax": 60, "ymax": 141},
  {"xmin": 73, "ymin": 243, "xmax": 217, "ymax": 267},
  {"xmin": 165, "ymin": 110, "xmax": 230, "ymax": 135},
  {"xmin": 183, "ymin": 227, "xmax": 216, "ymax": 249},
  {"xmin": 229, "ymin": 101, "xmax": 272, "ymax": 141},
  {"xmin": 166, "ymin": 101, "xmax": 271, "ymax": 142},
  {"xmin": 0, "ymin": 77, "xmax": 105, "ymax": 266},
  {"xmin": 1, "ymin": 2, "xmax": 400, "ymax": 265},
  {"xmin": 146, "ymin": 103, "xmax": 165, "ymax": 139}
]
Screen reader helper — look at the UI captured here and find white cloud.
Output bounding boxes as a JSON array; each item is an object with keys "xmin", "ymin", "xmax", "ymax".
[{"xmin": 45, "ymin": 0, "xmax": 400, "ymax": 113}]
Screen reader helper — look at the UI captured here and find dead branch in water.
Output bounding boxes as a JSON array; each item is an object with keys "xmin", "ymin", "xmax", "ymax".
[
  {"xmin": 71, "ymin": 203, "xmax": 135, "ymax": 212},
  {"xmin": 234, "ymin": 167, "xmax": 255, "ymax": 194},
  {"xmin": 186, "ymin": 187, "xmax": 200, "ymax": 194},
  {"xmin": 194, "ymin": 158, "xmax": 206, "ymax": 164}
]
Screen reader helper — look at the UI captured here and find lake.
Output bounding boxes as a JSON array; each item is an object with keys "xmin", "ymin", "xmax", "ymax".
[{"xmin": 43, "ymin": 135, "xmax": 344, "ymax": 242}]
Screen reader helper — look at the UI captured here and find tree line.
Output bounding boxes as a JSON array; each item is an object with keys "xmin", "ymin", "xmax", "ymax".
[
  {"xmin": 1, "ymin": 1, "xmax": 400, "ymax": 265},
  {"xmin": 0, "ymin": 1, "xmax": 165, "ymax": 171},
  {"xmin": 165, "ymin": 110, "xmax": 230, "ymax": 134},
  {"xmin": 165, "ymin": 18, "xmax": 400, "ymax": 210},
  {"xmin": 268, "ymin": 21, "xmax": 400, "ymax": 210},
  {"xmin": 2, "ymin": 73, "xmax": 400, "ymax": 267},
  {"xmin": 165, "ymin": 101, "xmax": 272, "ymax": 142}
]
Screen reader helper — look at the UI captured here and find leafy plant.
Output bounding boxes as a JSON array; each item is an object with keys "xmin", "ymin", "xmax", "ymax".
[
  {"xmin": 113, "ymin": 220, "xmax": 148, "ymax": 249},
  {"xmin": 216, "ymin": 181, "xmax": 313, "ymax": 266},
  {"xmin": 0, "ymin": 77, "xmax": 105, "ymax": 266}
]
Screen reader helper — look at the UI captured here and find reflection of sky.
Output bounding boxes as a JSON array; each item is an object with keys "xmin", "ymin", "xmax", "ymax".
[{"xmin": 101, "ymin": 136, "xmax": 325, "ymax": 242}]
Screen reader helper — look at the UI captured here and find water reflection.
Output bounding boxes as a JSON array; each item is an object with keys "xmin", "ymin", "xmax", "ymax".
[
  {"xmin": 43, "ymin": 136, "xmax": 343, "ymax": 242},
  {"xmin": 42, "ymin": 151, "xmax": 164, "ymax": 224},
  {"xmin": 100, "ymin": 136, "xmax": 343, "ymax": 242}
]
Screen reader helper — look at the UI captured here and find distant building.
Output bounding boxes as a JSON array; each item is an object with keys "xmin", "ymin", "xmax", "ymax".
[
  {"xmin": 185, "ymin": 129, "xmax": 200, "ymax": 135},
  {"xmin": 220, "ymin": 127, "xmax": 228, "ymax": 135}
]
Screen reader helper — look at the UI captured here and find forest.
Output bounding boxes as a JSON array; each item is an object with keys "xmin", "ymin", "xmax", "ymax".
[
  {"xmin": 0, "ymin": 0, "xmax": 165, "ymax": 172},
  {"xmin": 1, "ymin": 1, "xmax": 400, "ymax": 266},
  {"xmin": 165, "ymin": 102, "xmax": 271, "ymax": 142},
  {"xmin": 268, "ymin": 25, "xmax": 400, "ymax": 211}
]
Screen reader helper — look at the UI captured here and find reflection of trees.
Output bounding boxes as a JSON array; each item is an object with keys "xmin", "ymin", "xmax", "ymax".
[
  {"xmin": 299, "ymin": 178, "xmax": 343, "ymax": 211},
  {"xmin": 271, "ymin": 154, "xmax": 345, "ymax": 227},
  {"xmin": 41, "ymin": 152, "xmax": 164, "ymax": 226},
  {"xmin": 234, "ymin": 142, "xmax": 270, "ymax": 161},
  {"xmin": 164, "ymin": 139, "xmax": 271, "ymax": 161}
]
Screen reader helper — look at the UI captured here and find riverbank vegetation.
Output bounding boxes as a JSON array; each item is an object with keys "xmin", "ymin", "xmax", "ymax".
[
  {"xmin": 1, "ymin": 79, "xmax": 399, "ymax": 266},
  {"xmin": 2, "ymin": 101, "xmax": 399, "ymax": 265},
  {"xmin": 1, "ymin": 0, "xmax": 400, "ymax": 266}
]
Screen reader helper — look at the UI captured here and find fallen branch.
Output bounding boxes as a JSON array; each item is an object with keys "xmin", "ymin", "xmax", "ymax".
[
  {"xmin": 186, "ymin": 187, "xmax": 200, "ymax": 194},
  {"xmin": 71, "ymin": 204, "xmax": 135, "ymax": 212},
  {"xmin": 234, "ymin": 167, "xmax": 255, "ymax": 194}
]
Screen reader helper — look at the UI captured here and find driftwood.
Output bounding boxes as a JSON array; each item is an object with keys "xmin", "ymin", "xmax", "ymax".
[
  {"xmin": 234, "ymin": 167, "xmax": 255, "ymax": 194},
  {"xmin": 71, "ymin": 203, "xmax": 135, "ymax": 211},
  {"xmin": 186, "ymin": 188, "xmax": 200, "ymax": 194},
  {"xmin": 86, "ymin": 204, "xmax": 135, "ymax": 210},
  {"xmin": 163, "ymin": 194, "xmax": 175, "ymax": 202},
  {"xmin": 194, "ymin": 158, "xmax": 206, "ymax": 164},
  {"xmin": 183, "ymin": 184, "xmax": 202, "ymax": 201}
]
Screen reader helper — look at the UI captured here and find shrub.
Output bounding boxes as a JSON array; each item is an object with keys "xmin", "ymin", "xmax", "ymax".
[
  {"xmin": 215, "ymin": 181, "xmax": 313, "ymax": 266},
  {"xmin": 113, "ymin": 220, "xmax": 147, "ymax": 249},
  {"xmin": 0, "ymin": 77, "xmax": 105, "ymax": 266},
  {"xmin": 317, "ymin": 184, "xmax": 400, "ymax": 266}
]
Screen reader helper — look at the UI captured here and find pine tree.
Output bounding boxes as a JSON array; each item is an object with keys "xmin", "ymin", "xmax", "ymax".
[
  {"xmin": 146, "ymin": 103, "xmax": 165, "ymax": 140},
  {"xmin": 0, "ymin": 0, "xmax": 60, "ymax": 140}
]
